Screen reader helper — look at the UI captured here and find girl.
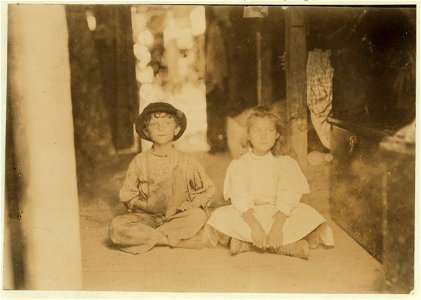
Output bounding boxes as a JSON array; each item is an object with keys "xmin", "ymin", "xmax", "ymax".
[{"xmin": 206, "ymin": 106, "xmax": 334, "ymax": 258}]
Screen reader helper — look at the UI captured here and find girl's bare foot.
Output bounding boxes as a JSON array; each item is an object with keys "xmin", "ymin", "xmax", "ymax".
[
  {"xmin": 273, "ymin": 240, "xmax": 310, "ymax": 259},
  {"xmin": 229, "ymin": 238, "xmax": 253, "ymax": 255},
  {"xmin": 304, "ymin": 226, "xmax": 320, "ymax": 249}
]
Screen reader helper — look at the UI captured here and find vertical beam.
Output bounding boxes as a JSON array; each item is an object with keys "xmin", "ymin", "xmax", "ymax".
[
  {"xmin": 261, "ymin": 31, "xmax": 273, "ymax": 105},
  {"xmin": 285, "ymin": 8, "xmax": 307, "ymax": 170},
  {"xmin": 256, "ymin": 26, "xmax": 263, "ymax": 105},
  {"xmin": 255, "ymin": 18, "xmax": 272, "ymax": 106},
  {"xmin": 8, "ymin": 4, "xmax": 82, "ymax": 290}
]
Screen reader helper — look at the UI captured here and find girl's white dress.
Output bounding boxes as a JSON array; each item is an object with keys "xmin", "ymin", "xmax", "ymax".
[{"xmin": 207, "ymin": 149, "xmax": 335, "ymax": 246}]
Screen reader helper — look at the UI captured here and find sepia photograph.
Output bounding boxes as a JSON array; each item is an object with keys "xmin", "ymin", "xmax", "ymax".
[{"xmin": 2, "ymin": 0, "xmax": 418, "ymax": 297}]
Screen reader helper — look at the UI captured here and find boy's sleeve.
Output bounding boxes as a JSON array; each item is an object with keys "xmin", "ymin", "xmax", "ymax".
[
  {"xmin": 119, "ymin": 158, "xmax": 142, "ymax": 211},
  {"xmin": 224, "ymin": 160, "xmax": 254, "ymax": 214},
  {"xmin": 275, "ymin": 157, "xmax": 310, "ymax": 216},
  {"xmin": 187, "ymin": 158, "xmax": 216, "ymax": 208}
]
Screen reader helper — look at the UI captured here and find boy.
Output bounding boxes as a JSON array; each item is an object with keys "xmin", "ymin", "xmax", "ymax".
[{"xmin": 109, "ymin": 102, "xmax": 215, "ymax": 254}]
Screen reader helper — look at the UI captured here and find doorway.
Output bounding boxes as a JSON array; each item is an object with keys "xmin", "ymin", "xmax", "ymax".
[{"xmin": 131, "ymin": 5, "xmax": 209, "ymax": 153}]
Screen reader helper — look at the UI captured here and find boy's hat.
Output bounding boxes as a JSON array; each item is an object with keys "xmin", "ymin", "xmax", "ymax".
[{"xmin": 135, "ymin": 102, "xmax": 187, "ymax": 141}]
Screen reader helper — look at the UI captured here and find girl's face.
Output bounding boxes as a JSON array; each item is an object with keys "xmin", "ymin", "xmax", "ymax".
[
  {"xmin": 248, "ymin": 117, "xmax": 280, "ymax": 156},
  {"xmin": 145, "ymin": 114, "xmax": 180, "ymax": 145}
]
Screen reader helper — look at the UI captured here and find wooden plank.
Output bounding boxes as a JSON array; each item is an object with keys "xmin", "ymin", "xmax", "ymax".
[
  {"xmin": 285, "ymin": 8, "xmax": 307, "ymax": 170},
  {"xmin": 94, "ymin": 5, "xmax": 138, "ymax": 150},
  {"xmin": 285, "ymin": 8, "xmax": 307, "ymax": 119},
  {"xmin": 261, "ymin": 29, "xmax": 273, "ymax": 105}
]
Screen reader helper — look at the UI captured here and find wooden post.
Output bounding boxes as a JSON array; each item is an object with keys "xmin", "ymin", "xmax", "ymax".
[
  {"xmin": 257, "ymin": 18, "xmax": 273, "ymax": 106},
  {"xmin": 285, "ymin": 8, "xmax": 308, "ymax": 171},
  {"xmin": 261, "ymin": 30, "xmax": 273, "ymax": 105},
  {"xmin": 256, "ymin": 24, "xmax": 263, "ymax": 105},
  {"xmin": 8, "ymin": 4, "xmax": 82, "ymax": 290}
]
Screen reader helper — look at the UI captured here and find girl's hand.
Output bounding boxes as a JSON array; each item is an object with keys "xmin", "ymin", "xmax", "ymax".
[
  {"xmin": 267, "ymin": 222, "xmax": 284, "ymax": 249},
  {"xmin": 267, "ymin": 211, "xmax": 287, "ymax": 249},
  {"xmin": 250, "ymin": 225, "xmax": 268, "ymax": 249},
  {"xmin": 177, "ymin": 201, "xmax": 193, "ymax": 212},
  {"xmin": 242, "ymin": 208, "xmax": 267, "ymax": 249}
]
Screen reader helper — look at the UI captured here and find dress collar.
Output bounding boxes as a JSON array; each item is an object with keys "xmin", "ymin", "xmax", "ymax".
[{"xmin": 248, "ymin": 148, "xmax": 273, "ymax": 160}]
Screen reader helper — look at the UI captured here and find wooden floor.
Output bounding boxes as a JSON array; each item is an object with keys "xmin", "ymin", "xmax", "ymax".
[
  {"xmin": 80, "ymin": 209, "xmax": 384, "ymax": 293},
  {"xmin": 78, "ymin": 151, "xmax": 386, "ymax": 294}
]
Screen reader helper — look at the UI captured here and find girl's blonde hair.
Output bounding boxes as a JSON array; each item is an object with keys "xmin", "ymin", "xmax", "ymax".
[{"xmin": 244, "ymin": 105, "xmax": 288, "ymax": 156}]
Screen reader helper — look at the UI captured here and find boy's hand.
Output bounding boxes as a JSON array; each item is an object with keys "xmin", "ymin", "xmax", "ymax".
[
  {"xmin": 177, "ymin": 201, "xmax": 193, "ymax": 212},
  {"xmin": 250, "ymin": 225, "xmax": 268, "ymax": 249},
  {"xmin": 134, "ymin": 199, "xmax": 147, "ymax": 210}
]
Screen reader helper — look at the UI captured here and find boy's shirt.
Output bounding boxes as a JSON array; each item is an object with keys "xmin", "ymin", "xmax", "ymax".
[{"xmin": 120, "ymin": 147, "xmax": 215, "ymax": 217}]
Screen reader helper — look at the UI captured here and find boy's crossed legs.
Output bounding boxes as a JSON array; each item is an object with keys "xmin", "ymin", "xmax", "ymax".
[{"xmin": 109, "ymin": 208, "xmax": 206, "ymax": 254}]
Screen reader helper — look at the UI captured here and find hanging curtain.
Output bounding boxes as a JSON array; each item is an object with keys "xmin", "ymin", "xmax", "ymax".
[{"xmin": 306, "ymin": 49, "xmax": 334, "ymax": 150}]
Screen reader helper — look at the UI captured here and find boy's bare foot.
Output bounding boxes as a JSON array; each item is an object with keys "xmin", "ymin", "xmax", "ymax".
[
  {"xmin": 229, "ymin": 238, "xmax": 253, "ymax": 255},
  {"xmin": 120, "ymin": 242, "xmax": 156, "ymax": 255},
  {"xmin": 215, "ymin": 230, "xmax": 231, "ymax": 247},
  {"xmin": 203, "ymin": 226, "xmax": 231, "ymax": 247},
  {"xmin": 273, "ymin": 240, "xmax": 310, "ymax": 259},
  {"xmin": 175, "ymin": 235, "xmax": 204, "ymax": 249}
]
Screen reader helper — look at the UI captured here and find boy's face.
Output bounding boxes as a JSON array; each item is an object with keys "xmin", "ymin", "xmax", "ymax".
[
  {"xmin": 144, "ymin": 113, "xmax": 181, "ymax": 145},
  {"xmin": 248, "ymin": 118, "xmax": 279, "ymax": 155}
]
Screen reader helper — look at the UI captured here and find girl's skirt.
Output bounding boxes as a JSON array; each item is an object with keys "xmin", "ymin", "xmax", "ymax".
[{"xmin": 206, "ymin": 203, "xmax": 335, "ymax": 247}]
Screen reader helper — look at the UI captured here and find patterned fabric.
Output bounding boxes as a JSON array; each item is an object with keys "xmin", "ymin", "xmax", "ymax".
[
  {"xmin": 306, "ymin": 49, "xmax": 334, "ymax": 149},
  {"xmin": 120, "ymin": 147, "xmax": 215, "ymax": 218}
]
